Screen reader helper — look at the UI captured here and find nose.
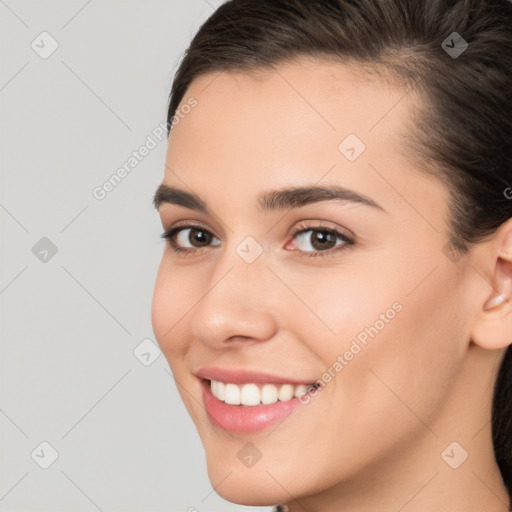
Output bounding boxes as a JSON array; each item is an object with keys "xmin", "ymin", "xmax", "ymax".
[{"xmin": 189, "ymin": 256, "xmax": 279, "ymax": 348}]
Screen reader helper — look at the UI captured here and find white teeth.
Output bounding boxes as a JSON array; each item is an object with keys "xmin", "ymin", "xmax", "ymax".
[
  {"xmin": 224, "ymin": 383, "xmax": 241, "ymax": 405},
  {"xmin": 294, "ymin": 384, "xmax": 308, "ymax": 398},
  {"xmin": 240, "ymin": 383, "xmax": 260, "ymax": 406},
  {"xmin": 210, "ymin": 380, "xmax": 315, "ymax": 406},
  {"xmin": 277, "ymin": 384, "xmax": 294, "ymax": 401},
  {"xmin": 261, "ymin": 384, "xmax": 278, "ymax": 405}
]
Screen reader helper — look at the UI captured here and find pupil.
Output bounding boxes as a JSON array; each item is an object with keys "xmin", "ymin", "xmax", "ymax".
[
  {"xmin": 190, "ymin": 228, "xmax": 210, "ymax": 246},
  {"xmin": 312, "ymin": 231, "xmax": 336, "ymax": 250}
]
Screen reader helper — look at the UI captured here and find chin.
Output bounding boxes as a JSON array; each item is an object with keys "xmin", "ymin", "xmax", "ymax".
[{"xmin": 204, "ymin": 455, "xmax": 289, "ymax": 506}]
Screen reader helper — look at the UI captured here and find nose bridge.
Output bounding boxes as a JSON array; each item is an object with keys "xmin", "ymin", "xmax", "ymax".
[
  {"xmin": 209, "ymin": 231, "xmax": 271, "ymax": 300},
  {"xmin": 189, "ymin": 240, "xmax": 277, "ymax": 345}
]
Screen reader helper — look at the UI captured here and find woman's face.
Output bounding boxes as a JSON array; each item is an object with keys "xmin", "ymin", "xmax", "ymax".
[{"xmin": 151, "ymin": 59, "xmax": 480, "ymax": 504}]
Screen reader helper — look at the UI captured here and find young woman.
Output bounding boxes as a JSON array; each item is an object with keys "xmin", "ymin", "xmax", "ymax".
[{"xmin": 151, "ymin": 0, "xmax": 512, "ymax": 510}]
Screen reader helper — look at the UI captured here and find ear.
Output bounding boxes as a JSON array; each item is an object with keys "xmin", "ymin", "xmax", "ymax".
[{"xmin": 471, "ymin": 217, "xmax": 512, "ymax": 350}]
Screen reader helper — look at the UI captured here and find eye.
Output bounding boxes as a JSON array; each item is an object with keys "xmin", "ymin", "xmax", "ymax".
[
  {"xmin": 161, "ymin": 223, "xmax": 354, "ymax": 257},
  {"xmin": 287, "ymin": 225, "xmax": 354, "ymax": 256},
  {"xmin": 161, "ymin": 225, "xmax": 221, "ymax": 252}
]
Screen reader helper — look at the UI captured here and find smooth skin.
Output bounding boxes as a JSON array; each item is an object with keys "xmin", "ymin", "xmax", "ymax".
[{"xmin": 151, "ymin": 58, "xmax": 512, "ymax": 511}]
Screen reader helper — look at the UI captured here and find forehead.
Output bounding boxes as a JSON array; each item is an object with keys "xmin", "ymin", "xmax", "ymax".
[
  {"xmin": 163, "ymin": 58, "xmax": 447, "ymax": 221},
  {"xmin": 174, "ymin": 58, "xmax": 414, "ymax": 131},
  {"xmin": 168, "ymin": 58, "xmax": 416, "ymax": 168}
]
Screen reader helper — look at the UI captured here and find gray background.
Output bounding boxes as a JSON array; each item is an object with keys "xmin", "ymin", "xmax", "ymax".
[{"xmin": 0, "ymin": 1, "xmax": 270, "ymax": 510}]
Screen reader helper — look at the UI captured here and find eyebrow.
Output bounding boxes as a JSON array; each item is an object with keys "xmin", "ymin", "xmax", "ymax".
[{"xmin": 152, "ymin": 184, "xmax": 384, "ymax": 213}]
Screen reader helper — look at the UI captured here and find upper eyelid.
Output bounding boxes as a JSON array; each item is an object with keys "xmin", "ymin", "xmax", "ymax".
[
  {"xmin": 162, "ymin": 220, "xmax": 220, "ymax": 237},
  {"xmin": 163, "ymin": 217, "xmax": 353, "ymax": 235},
  {"xmin": 290, "ymin": 220, "xmax": 355, "ymax": 239},
  {"xmin": 163, "ymin": 222, "xmax": 351, "ymax": 238}
]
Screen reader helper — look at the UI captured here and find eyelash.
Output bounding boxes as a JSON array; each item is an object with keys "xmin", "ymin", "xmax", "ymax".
[{"xmin": 160, "ymin": 223, "xmax": 355, "ymax": 258}]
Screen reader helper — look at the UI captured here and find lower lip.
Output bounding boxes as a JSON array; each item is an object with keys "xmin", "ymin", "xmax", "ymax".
[{"xmin": 200, "ymin": 379, "xmax": 313, "ymax": 434}]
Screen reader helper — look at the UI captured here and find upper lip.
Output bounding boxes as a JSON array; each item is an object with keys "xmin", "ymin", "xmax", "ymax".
[{"xmin": 196, "ymin": 367, "xmax": 317, "ymax": 385}]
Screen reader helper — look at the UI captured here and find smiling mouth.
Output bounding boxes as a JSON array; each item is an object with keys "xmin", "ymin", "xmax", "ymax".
[
  {"xmin": 199, "ymin": 376, "xmax": 321, "ymax": 433},
  {"xmin": 204, "ymin": 378, "xmax": 320, "ymax": 407}
]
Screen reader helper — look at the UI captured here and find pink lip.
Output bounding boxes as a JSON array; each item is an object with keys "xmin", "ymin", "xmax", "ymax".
[
  {"xmin": 199, "ymin": 378, "xmax": 316, "ymax": 433},
  {"xmin": 196, "ymin": 366, "xmax": 317, "ymax": 385}
]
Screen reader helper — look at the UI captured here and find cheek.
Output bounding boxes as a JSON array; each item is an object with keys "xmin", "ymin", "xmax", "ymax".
[
  {"xmin": 273, "ymin": 262, "xmax": 405, "ymax": 361},
  {"xmin": 151, "ymin": 259, "xmax": 199, "ymax": 360},
  {"xmin": 284, "ymin": 257, "xmax": 467, "ymax": 434},
  {"xmin": 331, "ymin": 266, "xmax": 466, "ymax": 431}
]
